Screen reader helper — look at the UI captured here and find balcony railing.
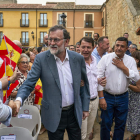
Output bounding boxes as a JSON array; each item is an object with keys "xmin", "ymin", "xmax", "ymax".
[
  {"xmin": 84, "ymin": 21, "xmax": 93, "ymax": 28},
  {"xmin": 20, "ymin": 38, "xmax": 29, "ymax": 46},
  {"xmin": 0, "ymin": 19, "xmax": 3, "ymax": 27},
  {"xmin": 57, "ymin": 20, "xmax": 67, "ymax": 27},
  {"xmin": 39, "ymin": 19, "xmax": 48, "ymax": 27},
  {"xmin": 38, "ymin": 38, "xmax": 44, "ymax": 46},
  {"xmin": 101, "ymin": 18, "xmax": 104, "ymax": 26},
  {"xmin": 20, "ymin": 19, "xmax": 29, "ymax": 27}
]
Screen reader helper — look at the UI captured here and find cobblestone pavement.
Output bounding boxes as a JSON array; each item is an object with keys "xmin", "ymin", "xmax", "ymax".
[{"xmin": 38, "ymin": 110, "xmax": 132, "ymax": 140}]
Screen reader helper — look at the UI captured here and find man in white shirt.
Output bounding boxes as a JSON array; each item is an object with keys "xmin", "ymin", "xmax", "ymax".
[
  {"xmin": 80, "ymin": 37, "xmax": 106, "ymax": 140},
  {"xmin": 98, "ymin": 37, "xmax": 140, "ymax": 140}
]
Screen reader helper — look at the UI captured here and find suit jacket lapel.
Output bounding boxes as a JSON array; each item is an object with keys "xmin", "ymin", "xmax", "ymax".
[
  {"xmin": 68, "ymin": 51, "xmax": 78, "ymax": 94},
  {"xmin": 46, "ymin": 51, "xmax": 61, "ymax": 91}
]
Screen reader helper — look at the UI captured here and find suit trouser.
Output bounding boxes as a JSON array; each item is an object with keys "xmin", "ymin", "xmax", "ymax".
[
  {"xmin": 47, "ymin": 105, "xmax": 81, "ymax": 140},
  {"xmin": 100, "ymin": 91, "xmax": 128, "ymax": 140},
  {"xmin": 81, "ymin": 97, "xmax": 99, "ymax": 140}
]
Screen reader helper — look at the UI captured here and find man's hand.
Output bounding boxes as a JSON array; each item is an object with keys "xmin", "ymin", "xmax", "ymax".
[
  {"xmin": 112, "ymin": 57, "xmax": 129, "ymax": 76},
  {"xmin": 82, "ymin": 111, "xmax": 89, "ymax": 120},
  {"xmin": 10, "ymin": 68, "xmax": 21, "ymax": 83},
  {"xmin": 98, "ymin": 77, "xmax": 106, "ymax": 87},
  {"xmin": 99, "ymin": 98, "xmax": 107, "ymax": 110},
  {"xmin": 14, "ymin": 100, "xmax": 21, "ymax": 116},
  {"xmin": 8, "ymin": 100, "xmax": 17, "ymax": 117},
  {"xmin": 112, "ymin": 57, "xmax": 125, "ymax": 70}
]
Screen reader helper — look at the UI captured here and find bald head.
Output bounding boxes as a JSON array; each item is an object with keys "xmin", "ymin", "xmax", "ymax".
[
  {"xmin": 43, "ymin": 34, "xmax": 48, "ymax": 46},
  {"xmin": 13, "ymin": 40, "xmax": 22, "ymax": 49}
]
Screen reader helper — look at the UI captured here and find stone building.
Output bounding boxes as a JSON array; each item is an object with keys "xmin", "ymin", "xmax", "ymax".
[
  {"xmin": 104, "ymin": 0, "xmax": 140, "ymax": 49},
  {"xmin": 0, "ymin": 0, "xmax": 17, "ymax": 4}
]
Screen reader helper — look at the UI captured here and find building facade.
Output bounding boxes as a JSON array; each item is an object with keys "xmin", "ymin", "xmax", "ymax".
[
  {"xmin": 105, "ymin": 0, "xmax": 140, "ymax": 49},
  {"xmin": 0, "ymin": 2, "xmax": 105, "ymax": 47}
]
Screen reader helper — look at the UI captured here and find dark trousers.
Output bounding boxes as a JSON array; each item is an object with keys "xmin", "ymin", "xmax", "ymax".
[
  {"xmin": 47, "ymin": 106, "xmax": 81, "ymax": 140},
  {"xmin": 100, "ymin": 91, "xmax": 128, "ymax": 140}
]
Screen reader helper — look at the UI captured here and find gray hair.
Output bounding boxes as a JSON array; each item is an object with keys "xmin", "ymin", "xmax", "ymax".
[
  {"xmin": 17, "ymin": 53, "xmax": 30, "ymax": 65},
  {"xmin": 131, "ymin": 44, "xmax": 137, "ymax": 49}
]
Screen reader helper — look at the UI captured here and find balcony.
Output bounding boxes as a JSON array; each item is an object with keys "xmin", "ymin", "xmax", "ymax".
[
  {"xmin": 39, "ymin": 19, "xmax": 48, "ymax": 27},
  {"xmin": 0, "ymin": 19, "xmax": 3, "ymax": 27},
  {"xmin": 38, "ymin": 38, "xmax": 44, "ymax": 46},
  {"xmin": 20, "ymin": 19, "xmax": 29, "ymax": 27},
  {"xmin": 20, "ymin": 38, "xmax": 29, "ymax": 46},
  {"xmin": 101, "ymin": 18, "xmax": 104, "ymax": 26},
  {"xmin": 84, "ymin": 21, "xmax": 93, "ymax": 28}
]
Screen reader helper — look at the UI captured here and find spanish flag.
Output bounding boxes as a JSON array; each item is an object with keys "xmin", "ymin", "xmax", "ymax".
[
  {"xmin": 0, "ymin": 57, "xmax": 5, "ymax": 79},
  {"xmin": 34, "ymin": 79, "xmax": 43, "ymax": 105},
  {"xmin": 0, "ymin": 35, "xmax": 22, "ymax": 69},
  {"xmin": 0, "ymin": 35, "xmax": 8, "ymax": 55}
]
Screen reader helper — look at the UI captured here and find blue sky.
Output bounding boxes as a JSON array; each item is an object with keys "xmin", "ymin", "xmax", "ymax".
[{"xmin": 17, "ymin": 0, "xmax": 106, "ymax": 5}]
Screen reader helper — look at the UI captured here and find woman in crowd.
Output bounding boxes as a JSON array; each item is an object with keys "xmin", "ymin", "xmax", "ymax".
[
  {"xmin": 8, "ymin": 54, "xmax": 34, "ymax": 105},
  {"xmin": 28, "ymin": 46, "xmax": 38, "ymax": 55},
  {"xmin": 126, "ymin": 51, "xmax": 140, "ymax": 140}
]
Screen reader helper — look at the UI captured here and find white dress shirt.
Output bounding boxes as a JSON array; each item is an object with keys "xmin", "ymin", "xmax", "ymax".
[
  {"xmin": 98, "ymin": 52, "xmax": 140, "ymax": 95},
  {"xmin": 0, "ymin": 81, "xmax": 12, "ymax": 126},
  {"xmin": 85, "ymin": 56, "xmax": 98, "ymax": 99},
  {"xmin": 54, "ymin": 50, "xmax": 74, "ymax": 107}
]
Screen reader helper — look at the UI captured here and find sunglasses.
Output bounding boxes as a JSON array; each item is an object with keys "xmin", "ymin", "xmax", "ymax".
[{"xmin": 20, "ymin": 61, "xmax": 29, "ymax": 64}]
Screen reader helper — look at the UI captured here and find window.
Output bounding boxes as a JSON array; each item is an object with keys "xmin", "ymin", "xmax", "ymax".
[
  {"xmin": 85, "ymin": 14, "xmax": 93, "ymax": 28},
  {"xmin": 0, "ymin": 32, "xmax": 3, "ymax": 44},
  {"xmin": 85, "ymin": 32, "xmax": 92, "ymax": 37},
  {"xmin": 40, "ymin": 32, "xmax": 47, "ymax": 45},
  {"xmin": 21, "ymin": 32, "xmax": 29, "ymax": 45},
  {"xmin": 39, "ymin": 13, "xmax": 47, "ymax": 27},
  {"xmin": 0, "ymin": 13, "xmax": 3, "ymax": 27},
  {"xmin": 58, "ymin": 14, "xmax": 63, "ymax": 25},
  {"xmin": 21, "ymin": 13, "xmax": 29, "ymax": 27}
]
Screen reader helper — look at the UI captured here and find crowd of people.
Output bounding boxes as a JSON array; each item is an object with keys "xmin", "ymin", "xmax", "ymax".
[{"xmin": 0, "ymin": 25, "xmax": 140, "ymax": 140}]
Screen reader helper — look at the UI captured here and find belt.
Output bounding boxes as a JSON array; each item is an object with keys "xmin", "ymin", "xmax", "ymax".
[
  {"xmin": 104, "ymin": 90, "xmax": 127, "ymax": 96},
  {"xmin": 90, "ymin": 97, "xmax": 97, "ymax": 101},
  {"xmin": 62, "ymin": 104, "xmax": 74, "ymax": 111}
]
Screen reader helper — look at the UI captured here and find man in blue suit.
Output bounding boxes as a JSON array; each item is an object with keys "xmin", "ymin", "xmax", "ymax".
[{"xmin": 14, "ymin": 25, "xmax": 90, "ymax": 140}]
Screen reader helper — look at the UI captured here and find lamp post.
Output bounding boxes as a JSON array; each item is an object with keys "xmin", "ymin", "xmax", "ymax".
[
  {"xmin": 31, "ymin": 31, "xmax": 34, "ymax": 40},
  {"xmin": 60, "ymin": 13, "xmax": 67, "ymax": 27}
]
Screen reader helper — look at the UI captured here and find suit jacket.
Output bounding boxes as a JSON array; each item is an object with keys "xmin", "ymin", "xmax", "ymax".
[{"xmin": 17, "ymin": 50, "xmax": 90, "ymax": 132}]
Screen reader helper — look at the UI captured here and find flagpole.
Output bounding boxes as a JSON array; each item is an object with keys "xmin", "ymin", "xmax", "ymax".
[{"xmin": 4, "ymin": 58, "xmax": 7, "ymax": 100}]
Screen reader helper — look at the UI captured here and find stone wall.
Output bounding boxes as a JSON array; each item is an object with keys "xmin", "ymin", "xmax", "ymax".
[
  {"xmin": 106, "ymin": 0, "xmax": 140, "ymax": 49},
  {"xmin": 0, "ymin": 0, "xmax": 17, "ymax": 4}
]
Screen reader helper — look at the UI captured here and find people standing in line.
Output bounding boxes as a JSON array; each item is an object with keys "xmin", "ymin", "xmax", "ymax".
[
  {"xmin": 126, "ymin": 51, "xmax": 140, "ymax": 140},
  {"xmin": 129, "ymin": 44, "xmax": 138, "ymax": 56},
  {"xmin": 92, "ymin": 36, "xmax": 110, "ymax": 64},
  {"xmin": 80, "ymin": 37, "xmax": 106, "ymax": 140},
  {"xmin": 98, "ymin": 37, "xmax": 140, "ymax": 140},
  {"xmin": 76, "ymin": 42, "xmax": 80, "ymax": 53},
  {"xmin": 69, "ymin": 45, "xmax": 75, "ymax": 51},
  {"xmin": 123, "ymin": 33, "xmax": 132, "ymax": 55},
  {"xmin": 14, "ymin": 25, "xmax": 90, "ymax": 140}
]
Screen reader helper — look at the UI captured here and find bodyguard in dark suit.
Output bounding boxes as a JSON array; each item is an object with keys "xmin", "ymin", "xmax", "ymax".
[{"xmin": 14, "ymin": 25, "xmax": 90, "ymax": 140}]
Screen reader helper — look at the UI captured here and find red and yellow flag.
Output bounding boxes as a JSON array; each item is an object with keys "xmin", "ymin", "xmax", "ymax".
[
  {"xmin": 0, "ymin": 35, "xmax": 22, "ymax": 70},
  {"xmin": 0, "ymin": 35, "xmax": 8, "ymax": 55},
  {"xmin": 34, "ymin": 79, "xmax": 43, "ymax": 105}
]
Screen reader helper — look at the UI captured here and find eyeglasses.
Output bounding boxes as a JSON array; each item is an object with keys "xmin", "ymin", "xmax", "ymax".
[
  {"xmin": 20, "ymin": 61, "xmax": 29, "ymax": 64},
  {"xmin": 48, "ymin": 38, "xmax": 64, "ymax": 43}
]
